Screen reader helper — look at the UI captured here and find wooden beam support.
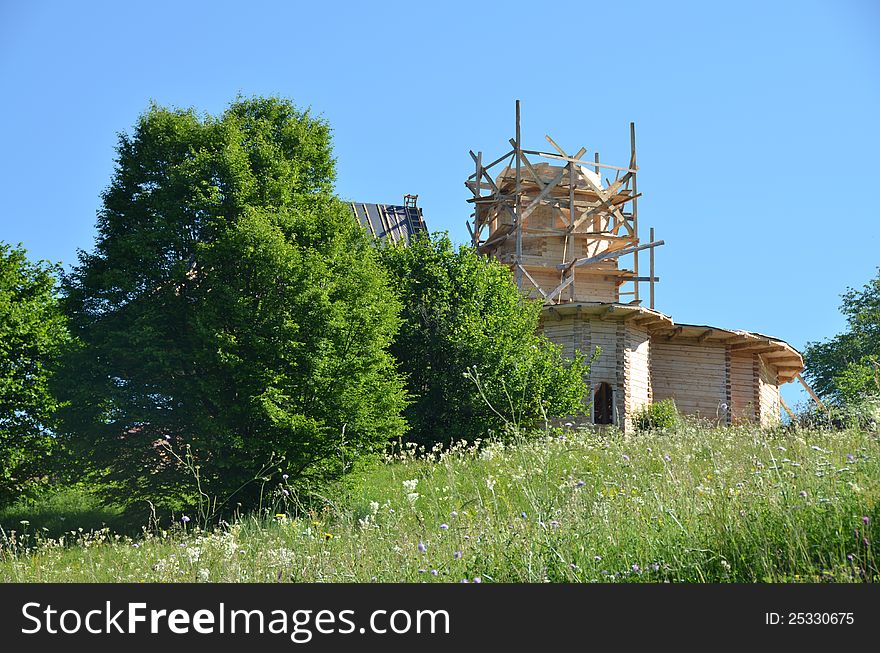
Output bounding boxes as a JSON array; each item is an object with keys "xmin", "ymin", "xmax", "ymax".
[
  {"xmin": 779, "ymin": 394, "xmax": 797, "ymax": 421},
  {"xmin": 664, "ymin": 326, "xmax": 684, "ymax": 341},
  {"xmin": 467, "ymin": 149, "xmax": 514, "ymax": 180},
  {"xmin": 524, "ymin": 147, "xmax": 637, "ymax": 174},
  {"xmin": 516, "ymin": 263, "xmax": 547, "ymax": 298},
  {"xmin": 696, "ymin": 329, "xmax": 716, "ymax": 343},
  {"xmin": 544, "ymin": 274, "xmax": 573, "ymax": 302},
  {"xmin": 634, "ymin": 316, "xmax": 668, "ymax": 327},
  {"xmin": 723, "ymin": 335, "xmax": 754, "ymax": 345},
  {"xmin": 796, "ymin": 373, "xmax": 827, "ymax": 412},
  {"xmin": 558, "ymin": 240, "xmax": 665, "ymax": 271}
]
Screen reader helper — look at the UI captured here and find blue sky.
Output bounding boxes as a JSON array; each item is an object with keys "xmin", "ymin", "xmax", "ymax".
[{"xmin": 1, "ymin": 0, "xmax": 878, "ymax": 409}]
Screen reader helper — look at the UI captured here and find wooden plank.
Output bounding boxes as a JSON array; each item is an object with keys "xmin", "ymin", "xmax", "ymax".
[
  {"xmin": 468, "ymin": 149, "xmax": 513, "ymax": 181},
  {"xmin": 518, "ymin": 149, "xmax": 587, "ymax": 223},
  {"xmin": 559, "ymin": 240, "xmax": 665, "ymax": 271},
  {"xmin": 729, "ymin": 339, "xmax": 775, "ymax": 351},
  {"xmin": 517, "ymin": 263, "xmax": 547, "ymax": 298},
  {"xmin": 528, "ymin": 145, "xmax": 637, "ymax": 174}
]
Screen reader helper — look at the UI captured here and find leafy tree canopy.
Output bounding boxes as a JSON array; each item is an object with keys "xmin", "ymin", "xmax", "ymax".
[
  {"xmin": 0, "ymin": 243, "xmax": 70, "ymax": 506},
  {"xmin": 378, "ymin": 234, "xmax": 589, "ymax": 447},
  {"xmin": 57, "ymin": 97, "xmax": 407, "ymax": 514},
  {"xmin": 804, "ymin": 267, "xmax": 880, "ymax": 403}
]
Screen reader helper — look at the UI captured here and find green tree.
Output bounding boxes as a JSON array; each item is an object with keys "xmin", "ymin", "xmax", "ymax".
[
  {"xmin": 58, "ymin": 97, "xmax": 407, "ymax": 514},
  {"xmin": 378, "ymin": 234, "xmax": 589, "ymax": 447},
  {"xmin": 804, "ymin": 267, "xmax": 880, "ymax": 403},
  {"xmin": 0, "ymin": 243, "xmax": 70, "ymax": 506}
]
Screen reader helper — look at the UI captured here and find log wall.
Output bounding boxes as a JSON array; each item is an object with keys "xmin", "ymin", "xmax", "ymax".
[
  {"xmin": 730, "ymin": 351, "xmax": 758, "ymax": 422},
  {"xmin": 539, "ymin": 312, "xmax": 787, "ymax": 431},
  {"xmin": 624, "ymin": 321, "xmax": 651, "ymax": 431},
  {"xmin": 650, "ymin": 340, "xmax": 727, "ymax": 421},
  {"xmin": 757, "ymin": 355, "xmax": 781, "ymax": 426}
]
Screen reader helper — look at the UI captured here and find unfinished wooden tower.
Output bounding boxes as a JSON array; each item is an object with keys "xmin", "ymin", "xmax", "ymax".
[{"xmin": 466, "ymin": 102, "xmax": 808, "ymax": 430}]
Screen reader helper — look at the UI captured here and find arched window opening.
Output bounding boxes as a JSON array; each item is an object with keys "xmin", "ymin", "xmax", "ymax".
[{"xmin": 594, "ymin": 382, "xmax": 613, "ymax": 425}]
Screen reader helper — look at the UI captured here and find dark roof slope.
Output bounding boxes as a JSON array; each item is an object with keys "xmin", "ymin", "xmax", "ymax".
[{"xmin": 351, "ymin": 203, "xmax": 427, "ymax": 245}]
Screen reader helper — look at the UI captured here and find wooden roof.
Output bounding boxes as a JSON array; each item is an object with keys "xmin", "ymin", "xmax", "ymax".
[{"xmin": 541, "ymin": 303, "xmax": 804, "ymax": 383}]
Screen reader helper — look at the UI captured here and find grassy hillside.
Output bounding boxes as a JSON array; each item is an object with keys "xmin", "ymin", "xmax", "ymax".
[{"xmin": 1, "ymin": 423, "xmax": 877, "ymax": 582}]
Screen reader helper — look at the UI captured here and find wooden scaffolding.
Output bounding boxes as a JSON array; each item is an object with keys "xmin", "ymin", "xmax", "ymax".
[{"xmin": 466, "ymin": 101, "xmax": 664, "ymax": 307}]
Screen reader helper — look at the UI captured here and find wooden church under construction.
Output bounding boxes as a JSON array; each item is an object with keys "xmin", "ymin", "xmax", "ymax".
[{"xmin": 465, "ymin": 102, "xmax": 811, "ymax": 431}]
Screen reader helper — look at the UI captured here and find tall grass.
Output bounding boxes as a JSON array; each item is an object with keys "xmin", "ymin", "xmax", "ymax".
[{"xmin": 1, "ymin": 423, "xmax": 877, "ymax": 582}]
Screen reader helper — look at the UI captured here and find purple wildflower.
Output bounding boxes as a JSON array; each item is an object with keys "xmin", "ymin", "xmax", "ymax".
[
  {"xmin": 594, "ymin": 555, "xmax": 602, "ymax": 562},
  {"xmin": 520, "ymin": 512, "xmax": 527, "ymax": 519},
  {"xmin": 418, "ymin": 542, "xmax": 427, "ymax": 553},
  {"xmin": 549, "ymin": 520, "xmax": 560, "ymax": 528},
  {"xmin": 847, "ymin": 554, "xmax": 855, "ymax": 562},
  {"xmin": 473, "ymin": 577, "xmax": 482, "ymax": 583},
  {"xmin": 575, "ymin": 481, "xmax": 586, "ymax": 487},
  {"xmin": 863, "ymin": 516, "xmax": 870, "ymax": 525},
  {"xmin": 440, "ymin": 523, "xmax": 449, "ymax": 530},
  {"xmin": 451, "ymin": 511, "xmax": 458, "ymax": 518},
  {"xmin": 847, "ymin": 454, "xmax": 856, "ymax": 462},
  {"xmin": 181, "ymin": 515, "xmax": 190, "ymax": 524},
  {"xmin": 418, "ymin": 569, "xmax": 426, "ymax": 574},
  {"xmin": 631, "ymin": 564, "xmax": 640, "ymax": 573},
  {"xmin": 622, "ymin": 454, "xmax": 631, "ymax": 462},
  {"xmin": 282, "ymin": 474, "xmax": 289, "ymax": 480},
  {"xmin": 431, "ymin": 569, "xmax": 438, "ymax": 576},
  {"xmin": 799, "ymin": 490, "xmax": 808, "ymax": 498},
  {"xmin": 454, "ymin": 551, "xmax": 462, "ymax": 560}
]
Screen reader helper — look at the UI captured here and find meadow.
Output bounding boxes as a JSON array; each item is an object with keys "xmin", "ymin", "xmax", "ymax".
[{"xmin": 1, "ymin": 422, "xmax": 877, "ymax": 583}]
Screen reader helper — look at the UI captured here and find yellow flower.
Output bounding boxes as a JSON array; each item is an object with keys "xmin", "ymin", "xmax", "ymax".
[{"xmin": 323, "ymin": 533, "xmax": 334, "ymax": 541}]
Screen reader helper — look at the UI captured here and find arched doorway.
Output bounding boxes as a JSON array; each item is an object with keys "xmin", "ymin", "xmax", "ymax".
[{"xmin": 594, "ymin": 382, "xmax": 613, "ymax": 425}]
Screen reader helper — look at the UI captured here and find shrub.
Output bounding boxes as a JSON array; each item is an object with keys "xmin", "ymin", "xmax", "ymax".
[
  {"xmin": 633, "ymin": 399, "xmax": 681, "ymax": 432},
  {"xmin": 797, "ymin": 396, "xmax": 880, "ymax": 432}
]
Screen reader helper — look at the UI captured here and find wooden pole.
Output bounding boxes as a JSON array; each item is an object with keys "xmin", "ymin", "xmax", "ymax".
[
  {"xmin": 472, "ymin": 151, "xmax": 482, "ymax": 248},
  {"xmin": 515, "ymin": 100, "xmax": 522, "ymax": 290},
  {"xmin": 630, "ymin": 122, "xmax": 639, "ymax": 305},
  {"xmin": 567, "ymin": 153, "xmax": 575, "ymax": 302},
  {"xmin": 649, "ymin": 226, "xmax": 655, "ymax": 309}
]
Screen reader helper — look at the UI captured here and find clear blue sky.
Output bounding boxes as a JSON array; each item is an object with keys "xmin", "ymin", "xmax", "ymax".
[{"xmin": 1, "ymin": 0, "xmax": 878, "ymax": 409}]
